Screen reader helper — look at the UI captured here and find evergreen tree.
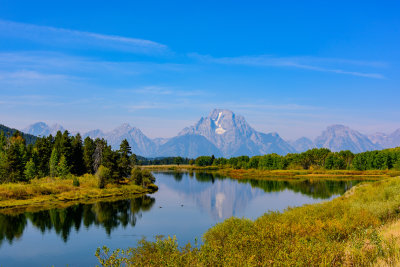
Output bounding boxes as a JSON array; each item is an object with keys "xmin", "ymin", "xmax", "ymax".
[
  {"xmin": 49, "ymin": 148, "xmax": 60, "ymax": 177},
  {"xmin": 57, "ymin": 155, "xmax": 70, "ymax": 178},
  {"xmin": 3, "ymin": 133, "xmax": 27, "ymax": 182},
  {"xmin": 24, "ymin": 158, "xmax": 37, "ymax": 180},
  {"xmin": 118, "ymin": 139, "xmax": 132, "ymax": 178},
  {"xmin": 83, "ymin": 137, "xmax": 95, "ymax": 174},
  {"xmin": 60, "ymin": 130, "xmax": 73, "ymax": 167},
  {"xmin": 33, "ymin": 136, "xmax": 53, "ymax": 177},
  {"xmin": 71, "ymin": 133, "xmax": 85, "ymax": 175}
]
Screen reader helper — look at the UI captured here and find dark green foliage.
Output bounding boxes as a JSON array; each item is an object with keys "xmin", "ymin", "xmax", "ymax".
[
  {"xmin": 131, "ymin": 167, "xmax": 142, "ymax": 185},
  {"xmin": 136, "ymin": 156, "xmax": 192, "ymax": 165},
  {"xmin": 57, "ymin": 155, "xmax": 70, "ymax": 178},
  {"xmin": 118, "ymin": 139, "xmax": 132, "ymax": 178},
  {"xmin": 130, "ymin": 167, "xmax": 155, "ymax": 187},
  {"xmin": 96, "ymin": 165, "xmax": 110, "ymax": 189},
  {"xmin": 73, "ymin": 177, "xmax": 80, "ymax": 187},
  {"xmin": 0, "ymin": 130, "xmax": 152, "ymax": 184},
  {"xmin": 49, "ymin": 148, "xmax": 59, "ymax": 177},
  {"xmin": 195, "ymin": 156, "xmax": 214, "ymax": 166},
  {"xmin": 83, "ymin": 137, "xmax": 95, "ymax": 174},
  {"xmin": 70, "ymin": 133, "xmax": 85, "ymax": 176},
  {"xmin": 24, "ymin": 158, "xmax": 37, "ymax": 180},
  {"xmin": 0, "ymin": 132, "xmax": 28, "ymax": 182},
  {"xmin": 192, "ymin": 147, "xmax": 400, "ymax": 172}
]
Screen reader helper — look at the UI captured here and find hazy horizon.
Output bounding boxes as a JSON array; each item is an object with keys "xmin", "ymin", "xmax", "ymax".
[{"xmin": 0, "ymin": 1, "xmax": 399, "ymax": 140}]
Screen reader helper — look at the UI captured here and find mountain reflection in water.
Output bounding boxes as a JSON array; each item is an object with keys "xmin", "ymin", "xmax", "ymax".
[{"xmin": 157, "ymin": 171, "xmax": 361, "ymax": 220}]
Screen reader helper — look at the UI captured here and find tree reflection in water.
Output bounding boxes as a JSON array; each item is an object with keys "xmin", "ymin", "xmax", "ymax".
[
  {"xmin": 0, "ymin": 195, "xmax": 155, "ymax": 245},
  {"xmin": 156, "ymin": 171, "xmax": 362, "ymax": 199}
]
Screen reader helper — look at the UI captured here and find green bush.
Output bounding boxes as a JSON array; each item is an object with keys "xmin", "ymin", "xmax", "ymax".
[
  {"xmin": 96, "ymin": 165, "xmax": 110, "ymax": 189},
  {"xmin": 72, "ymin": 177, "xmax": 80, "ymax": 187},
  {"xmin": 130, "ymin": 168, "xmax": 156, "ymax": 187}
]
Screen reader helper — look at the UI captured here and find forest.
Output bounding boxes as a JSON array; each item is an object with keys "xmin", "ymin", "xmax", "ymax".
[
  {"xmin": 0, "ymin": 130, "xmax": 148, "ymax": 186},
  {"xmin": 194, "ymin": 147, "xmax": 400, "ymax": 171}
]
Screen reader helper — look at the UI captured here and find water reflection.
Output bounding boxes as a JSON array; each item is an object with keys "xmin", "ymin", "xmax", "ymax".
[
  {"xmin": 0, "ymin": 195, "xmax": 155, "ymax": 246},
  {"xmin": 0, "ymin": 172, "xmax": 363, "ymax": 252},
  {"xmin": 155, "ymin": 172, "xmax": 362, "ymax": 220}
]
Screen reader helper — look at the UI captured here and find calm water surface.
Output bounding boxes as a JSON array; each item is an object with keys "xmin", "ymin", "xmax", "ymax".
[{"xmin": 0, "ymin": 172, "xmax": 362, "ymax": 266}]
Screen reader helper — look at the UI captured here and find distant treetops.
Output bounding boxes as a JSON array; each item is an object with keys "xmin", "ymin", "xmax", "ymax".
[{"xmin": 194, "ymin": 148, "xmax": 400, "ymax": 171}]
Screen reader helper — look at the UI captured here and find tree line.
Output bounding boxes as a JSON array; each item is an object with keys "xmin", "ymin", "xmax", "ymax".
[
  {"xmin": 194, "ymin": 147, "xmax": 400, "ymax": 171},
  {"xmin": 0, "ymin": 130, "xmax": 151, "ymax": 185}
]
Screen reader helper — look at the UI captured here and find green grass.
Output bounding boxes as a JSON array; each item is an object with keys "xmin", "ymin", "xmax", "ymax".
[
  {"xmin": 96, "ymin": 176, "xmax": 400, "ymax": 266},
  {"xmin": 0, "ymin": 174, "xmax": 157, "ymax": 211}
]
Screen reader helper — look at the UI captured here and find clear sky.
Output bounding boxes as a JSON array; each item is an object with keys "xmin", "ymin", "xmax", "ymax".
[{"xmin": 0, "ymin": 0, "xmax": 399, "ymax": 140}]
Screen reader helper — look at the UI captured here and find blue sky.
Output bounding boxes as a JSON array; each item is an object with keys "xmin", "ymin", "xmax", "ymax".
[{"xmin": 0, "ymin": 0, "xmax": 399, "ymax": 139}]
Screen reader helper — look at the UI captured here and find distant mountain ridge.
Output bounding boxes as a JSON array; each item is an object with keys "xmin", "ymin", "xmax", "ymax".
[
  {"xmin": 20, "ymin": 109, "xmax": 400, "ymax": 157},
  {"xmin": 23, "ymin": 122, "xmax": 65, "ymax": 137},
  {"xmin": 0, "ymin": 124, "xmax": 37, "ymax": 145},
  {"xmin": 369, "ymin": 129, "xmax": 400, "ymax": 149},
  {"xmin": 314, "ymin": 125, "xmax": 380, "ymax": 153}
]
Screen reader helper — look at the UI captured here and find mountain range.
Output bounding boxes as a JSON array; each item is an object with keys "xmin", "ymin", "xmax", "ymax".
[{"xmin": 20, "ymin": 109, "xmax": 399, "ymax": 157}]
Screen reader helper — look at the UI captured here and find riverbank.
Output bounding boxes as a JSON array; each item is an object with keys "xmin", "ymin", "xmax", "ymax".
[
  {"xmin": 142, "ymin": 165, "xmax": 400, "ymax": 180},
  {"xmin": 96, "ymin": 175, "xmax": 400, "ymax": 266},
  {"xmin": 0, "ymin": 174, "xmax": 157, "ymax": 211}
]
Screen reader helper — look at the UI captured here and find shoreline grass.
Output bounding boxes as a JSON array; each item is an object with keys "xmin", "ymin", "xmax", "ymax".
[
  {"xmin": 0, "ymin": 174, "xmax": 157, "ymax": 211},
  {"xmin": 142, "ymin": 165, "xmax": 399, "ymax": 180}
]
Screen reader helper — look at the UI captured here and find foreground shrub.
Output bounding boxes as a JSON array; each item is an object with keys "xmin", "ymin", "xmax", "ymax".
[
  {"xmin": 72, "ymin": 177, "xmax": 80, "ymax": 187},
  {"xmin": 96, "ymin": 165, "xmax": 110, "ymax": 189},
  {"xmin": 131, "ymin": 168, "xmax": 156, "ymax": 187}
]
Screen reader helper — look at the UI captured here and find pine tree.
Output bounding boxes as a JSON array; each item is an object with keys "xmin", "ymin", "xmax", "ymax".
[
  {"xmin": 24, "ymin": 158, "xmax": 37, "ymax": 180},
  {"xmin": 34, "ymin": 136, "xmax": 53, "ymax": 177},
  {"xmin": 49, "ymin": 148, "xmax": 60, "ymax": 177},
  {"xmin": 118, "ymin": 139, "xmax": 132, "ymax": 178},
  {"xmin": 83, "ymin": 137, "xmax": 95, "ymax": 174},
  {"xmin": 57, "ymin": 155, "xmax": 70, "ymax": 178},
  {"xmin": 71, "ymin": 133, "xmax": 85, "ymax": 175},
  {"xmin": 4, "ymin": 133, "xmax": 27, "ymax": 182}
]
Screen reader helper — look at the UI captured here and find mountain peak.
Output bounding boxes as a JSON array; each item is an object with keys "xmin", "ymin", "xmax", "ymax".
[
  {"xmin": 178, "ymin": 109, "xmax": 294, "ymax": 156},
  {"xmin": 326, "ymin": 124, "xmax": 349, "ymax": 131},
  {"xmin": 23, "ymin": 122, "xmax": 65, "ymax": 136},
  {"xmin": 115, "ymin": 123, "xmax": 133, "ymax": 132},
  {"xmin": 315, "ymin": 125, "xmax": 379, "ymax": 153}
]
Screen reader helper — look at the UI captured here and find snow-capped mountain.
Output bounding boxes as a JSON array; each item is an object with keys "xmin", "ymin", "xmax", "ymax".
[
  {"xmin": 179, "ymin": 109, "xmax": 295, "ymax": 157},
  {"xmin": 290, "ymin": 137, "xmax": 316, "ymax": 153},
  {"xmin": 23, "ymin": 122, "xmax": 66, "ymax": 137},
  {"xmin": 369, "ymin": 129, "xmax": 400, "ymax": 148},
  {"xmin": 314, "ymin": 125, "xmax": 381, "ymax": 153}
]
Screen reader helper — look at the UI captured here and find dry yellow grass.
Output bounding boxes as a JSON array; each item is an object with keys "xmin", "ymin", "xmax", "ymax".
[
  {"xmin": 142, "ymin": 165, "xmax": 399, "ymax": 180},
  {"xmin": 0, "ymin": 174, "xmax": 155, "ymax": 210}
]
